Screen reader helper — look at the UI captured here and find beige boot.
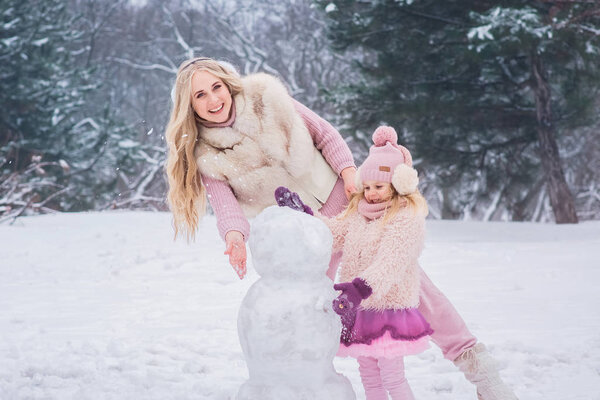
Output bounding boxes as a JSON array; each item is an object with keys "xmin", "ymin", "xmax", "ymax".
[{"xmin": 454, "ymin": 343, "xmax": 518, "ymax": 400}]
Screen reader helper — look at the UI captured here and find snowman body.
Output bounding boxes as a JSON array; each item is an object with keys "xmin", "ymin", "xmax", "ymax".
[{"xmin": 237, "ymin": 206, "xmax": 355, "ymax": 400}]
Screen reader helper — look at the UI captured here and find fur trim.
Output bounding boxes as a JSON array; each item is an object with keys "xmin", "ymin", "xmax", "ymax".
[
  {"xmin": 322, "ymin": 208, "xmax": 425, "ymax": 311},
  {"xmin": 392, "ymin": 164, "xmax": 418, "ymax": 195}
]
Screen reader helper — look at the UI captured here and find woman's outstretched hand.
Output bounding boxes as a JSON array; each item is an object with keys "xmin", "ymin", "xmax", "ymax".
[
  {"xmin": 341, "ymin": 167, "xmax": 357, "ymax": 200},
  {"xmin": 225, "ymin": 230, "xmax": 247, "ymax": 279}
]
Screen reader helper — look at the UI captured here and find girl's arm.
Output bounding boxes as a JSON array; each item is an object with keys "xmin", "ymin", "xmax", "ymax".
[
  {"xmin": 202, "ymin": 174, "xmax": 250, "ymax": 242},
  {"xmin": 316, "ymin": 213, "xmax": 351, "ymax": 253},
  {"xmin": 292, "ymin": 99, "xmax": 356, "ymax": 176},
  {"xmin": 359, "ymin": 214, "xmax": 425, "ymax": 298}
]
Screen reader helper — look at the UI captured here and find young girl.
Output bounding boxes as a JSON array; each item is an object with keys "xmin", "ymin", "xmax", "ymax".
[
  {"xmin": 327, "ymin": 126, "xmax": 432, "ymax": 399},
  {"xmin": 278, "ymin": 125, "xmax": 432, "ymax": 399}
]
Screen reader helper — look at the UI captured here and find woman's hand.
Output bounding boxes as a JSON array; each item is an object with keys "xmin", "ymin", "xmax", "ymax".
[
  {"xmin": 225, "ymin": 230, "xmax": 247, "ymax": 279},
  {"xmin": 340, "ymin": 167, "xmax": 358, "ymax": 200}
]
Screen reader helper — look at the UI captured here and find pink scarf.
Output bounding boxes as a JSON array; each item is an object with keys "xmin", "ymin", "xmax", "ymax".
[{"xmin": 358, "ymin": 199, "xmax": 392, "ymax": 220}]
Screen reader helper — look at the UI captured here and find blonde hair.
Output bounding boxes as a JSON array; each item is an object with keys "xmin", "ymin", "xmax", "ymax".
[
  {"xmin": 340, "ymin": 185, "xmax": 428, "ymax": 224},
  {"xmin": 165, "ymin": 57, "xmax": 243, "ymax": 240}
]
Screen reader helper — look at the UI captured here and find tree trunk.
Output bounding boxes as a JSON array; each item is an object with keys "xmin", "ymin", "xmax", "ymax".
[{"xmin": 530, "ymin": 50, "xmax": 578, "ymax": 224}]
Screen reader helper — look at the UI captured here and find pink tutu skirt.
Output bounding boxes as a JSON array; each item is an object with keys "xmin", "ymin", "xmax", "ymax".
[
  {"xmin": 337, "ymin": 331, "xmax": 430, "ymax": 358},
  {"xmin": 337, "ymin": 307, "xmax": 433, "ymax": 359}
]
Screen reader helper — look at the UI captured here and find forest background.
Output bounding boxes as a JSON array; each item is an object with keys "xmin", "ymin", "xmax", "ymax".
[{"xmin": 2, "ymin": 0, "xmax": 599, "ymax": 224}]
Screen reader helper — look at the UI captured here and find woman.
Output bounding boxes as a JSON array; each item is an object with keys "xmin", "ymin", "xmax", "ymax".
[
  {"xmin": 165, "ymin": 57, "xmax": 356, "ymax": 279},
  {"xmin": 165, "ymin": 57, "xmax": 517, "ymax": 400}
]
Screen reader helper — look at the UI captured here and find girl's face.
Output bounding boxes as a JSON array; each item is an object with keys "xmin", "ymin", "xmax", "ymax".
[
  {"xmin": 363, "ymin": 180, "xmax": 393, "ymax": 204},
  {"xmin": 190, "ymin": 70, "xmax": 233, "ymax": 123}
]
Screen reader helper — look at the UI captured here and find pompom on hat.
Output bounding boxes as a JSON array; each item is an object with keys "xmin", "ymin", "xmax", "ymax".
[{"xmin": 355, "ymin": 126, "xmax": 419, "ymax": 195}]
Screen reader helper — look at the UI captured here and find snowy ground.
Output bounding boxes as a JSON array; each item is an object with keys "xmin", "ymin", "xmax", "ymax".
[{"xmin": 0, "ymin": 211, "xmax": 599, "ymax": 400}]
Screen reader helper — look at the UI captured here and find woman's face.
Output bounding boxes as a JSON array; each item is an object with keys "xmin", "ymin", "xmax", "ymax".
[
  {"xmin": 363, "ymin": 180, "xmax": 393, "ymax": 204},
  {"xmin": 190, "ymin": 70, "xmax": 233, "ymax": 123}
]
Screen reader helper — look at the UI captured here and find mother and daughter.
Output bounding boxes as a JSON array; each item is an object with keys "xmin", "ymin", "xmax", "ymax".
[{"xmin": 165, "ymin": 57, "xmax": 518, "ymax": 400}]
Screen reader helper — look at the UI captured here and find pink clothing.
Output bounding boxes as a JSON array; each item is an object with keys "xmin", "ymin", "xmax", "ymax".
[
  {"xmin": 326, "ymin": 249, "xmax": 343, "ymax": 281},
  {"xmin": 322, "ymin": 208, "xmax": 425, "ymax": 311},
  {"xmin": 291, "ymin": 100, "xmax": 356, "ymax": 175},
  {"xmin": 357, "ymin": 198, "xmax": 393, "ymax": 220},
  {"xmin": 359, "ymin": 128, "xmax": 411, "ymax": 183},
  {"xmin": 202, "ymin": 178, "xmax": 251, "ymax": 242},
  {"xmin": 358, "ymin": 356, "xmax": 415, "ymax": 400},
  {"xmin": 337, "ymin": 331, "xmax": 429, "ymax": 359},
  {"xmin": 326, "ymin": 205, "xmax": 432, "ymax": 364},
  {"xmin": 202, "ymin": 99, "xmax": 355, "ymax": 241},
  {"xmin": 418, "ymin": 268, "xmax": 478, "ymax": 360}
]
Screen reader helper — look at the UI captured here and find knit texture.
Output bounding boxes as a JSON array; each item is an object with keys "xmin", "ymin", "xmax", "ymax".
[
  {"xmin": 293, "ymin": 100, "xmax": 356, "ymax": 175},
  {"xmin": 356, "ymin": 126, "xmax": 417, "ymax": 195},
  {"xmin": 358, "ymin": 126, "xmax": 413, "ymax": 184},
  {"xmin": 321, "ymin": 208, "xmax": 425, "ymax": 311},
  {"xmin": 203, "ymin": 176, "xmax": 251, "ymax": 241}
]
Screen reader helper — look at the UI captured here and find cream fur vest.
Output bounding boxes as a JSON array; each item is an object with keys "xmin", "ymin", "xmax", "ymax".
[{"xmin": 195, "ymin": 73, "xmax": 338, "ymax": 217}]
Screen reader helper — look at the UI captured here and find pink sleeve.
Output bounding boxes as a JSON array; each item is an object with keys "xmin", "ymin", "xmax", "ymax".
[
  {"xmin": 202, "ymin": 174, "xmax": 250, "ymax": 242},
  {"xmin": 293, "ymin": 99, "xmax": 356, "ymax": 176}
]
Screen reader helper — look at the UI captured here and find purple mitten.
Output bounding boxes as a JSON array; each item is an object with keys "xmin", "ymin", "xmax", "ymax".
[
  {"xmin": 274, "ymin": 186, "xmax": 314, "ymax": 215},
  {"xmin": 332, "ymin": 278, "xmax": 372, "ymax": 315},
  {"xmin": 332, "ymin": 278, "xmax": 372, "ymax": 344}
]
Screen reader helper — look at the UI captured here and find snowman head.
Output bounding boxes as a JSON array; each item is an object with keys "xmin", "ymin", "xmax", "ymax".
[{"xmin": 249, "ymin": 206, "xmax": 332, "ymax": 279}]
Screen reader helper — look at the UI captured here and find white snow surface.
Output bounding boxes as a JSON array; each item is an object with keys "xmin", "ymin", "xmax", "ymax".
[{"xmin": 0, "ymin": 211, "xmax": 599, "ymax": 400}]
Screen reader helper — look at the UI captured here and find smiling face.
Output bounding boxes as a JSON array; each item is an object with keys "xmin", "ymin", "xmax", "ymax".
[
  {"xmin": 190, "ymin": 70, "xmax": 233, "ymax": 123},
  {"xmin": 363, "ymin": 180, "xmax": 393, "ymax": 204}
]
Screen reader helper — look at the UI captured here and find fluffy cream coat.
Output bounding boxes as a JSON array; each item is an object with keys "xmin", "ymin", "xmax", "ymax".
[
  {"xmin": 195, "ymin": 73, "xmax": 337, "ymax": 217},
  {"xmin": 323, "ymin": 208, "xmax": 425, "ymax": 311}
]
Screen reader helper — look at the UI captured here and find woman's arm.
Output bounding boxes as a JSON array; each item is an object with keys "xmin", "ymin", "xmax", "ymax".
[
  {"xmin": 293, "ymin": 100, "xmax": 357, "ymax": 198},
  {"xmin": 293, "ymin": 99, "xmax": 355, "ymax": 174},
  {"xmin": 202, "ymin": 174, "xmax": 250, "ymax": 279},
  {"xmin": 202, "ymin": 174, "xmax": 250, "ymax": 241}
]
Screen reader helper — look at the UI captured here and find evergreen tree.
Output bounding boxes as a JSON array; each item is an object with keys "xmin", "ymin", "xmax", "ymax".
[
  {"xmin": 0, "ymin": 0, "xmax": 144, "ymax": 219},
  {"xmin": 1, "ymin": 0, "xmax": 88, "ymax": 215},
  {"xmin": 319, "ymin": 0, "xmax": 600, "ymax": 222}
]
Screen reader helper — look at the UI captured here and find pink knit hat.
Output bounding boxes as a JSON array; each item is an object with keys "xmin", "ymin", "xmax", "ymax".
[{"xmin": 356, "ymin": 126, "xmax": 419, "ymax": 195}]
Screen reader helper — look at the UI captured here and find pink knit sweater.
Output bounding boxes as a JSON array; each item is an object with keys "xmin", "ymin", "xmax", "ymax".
[
  {"xmin": 202, "ymin": 99, "xmax": 356, "ymax": 241},
  {"xmin": 322, "ymin": 208, "xmax": 426, "ymax": 311}
]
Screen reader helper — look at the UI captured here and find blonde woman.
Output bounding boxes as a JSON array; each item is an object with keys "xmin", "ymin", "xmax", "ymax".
[{"xmin": 165, "ymin": 57, "xmax": 357, "ymax": 280}]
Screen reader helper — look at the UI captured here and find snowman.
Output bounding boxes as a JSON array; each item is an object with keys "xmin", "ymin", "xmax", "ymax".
[{"xmin": 236, "ymin": 205, "xmax": 356, "ymax": 400}]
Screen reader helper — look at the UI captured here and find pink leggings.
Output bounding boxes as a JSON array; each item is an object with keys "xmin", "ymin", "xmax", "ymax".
[
  {"xmin": 357, "ymin": 356, "xmax": 414, "ymax": 400},
  {"xmin": 321, "ymin": 180, "xmax": 477, "ymax": 362}
]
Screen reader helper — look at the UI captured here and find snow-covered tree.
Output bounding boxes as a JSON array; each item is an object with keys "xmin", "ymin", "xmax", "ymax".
[
  {"xmin": 1, "ymin": 0, "xmax": 89, "ymax": 218},
  {"xmin": 318, "ymin": 0, "xmax": 600, "ymax": 223},
  {"xmin": 0, "ymin": 0, "xmax": 149, "ymax": 220}
]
